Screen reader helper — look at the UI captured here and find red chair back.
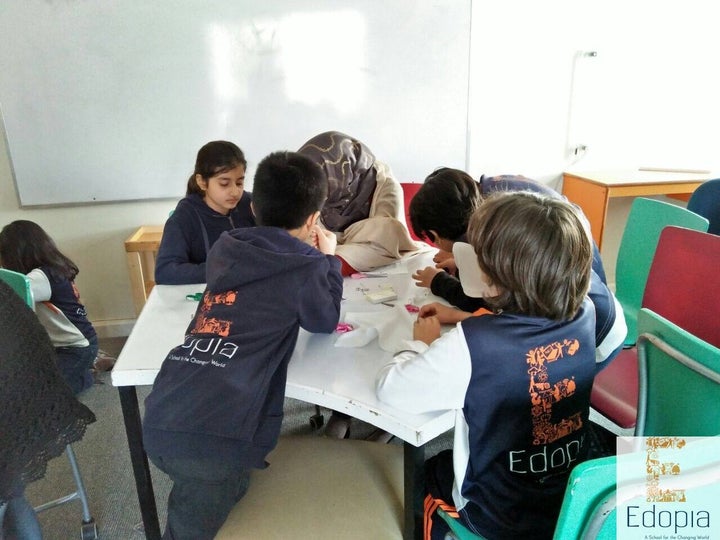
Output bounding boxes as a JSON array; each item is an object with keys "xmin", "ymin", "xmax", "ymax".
[
  {"xmin": 591, "ymin": 226, "xmax": 720, "ymax": 430},
  {"xmin": 400, "ymin": 182, "xmax": 424, "ymax": 241},
  {"xmin": 643, "ymin": 226, "xmax": 720, "ymax": 348}
]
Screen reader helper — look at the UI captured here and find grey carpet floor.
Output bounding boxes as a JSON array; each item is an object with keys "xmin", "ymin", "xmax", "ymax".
[{"xmin": 25, "ymin": 337, "xmax": 453, "ymax": 540}]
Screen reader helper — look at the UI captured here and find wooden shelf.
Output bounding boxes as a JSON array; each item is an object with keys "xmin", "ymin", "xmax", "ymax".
[{"xmin": 124, "ymin": 225, "xmax": 163, "ymax": 315}]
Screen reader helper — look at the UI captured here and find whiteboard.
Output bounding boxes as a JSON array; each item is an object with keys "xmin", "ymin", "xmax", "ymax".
[{"xmin": 0, "ymin": 0, "xmax": 470, "ymax": 207}]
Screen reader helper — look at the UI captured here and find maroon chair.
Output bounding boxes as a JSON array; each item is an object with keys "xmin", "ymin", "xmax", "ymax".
[
  {"xmin": 591, "ymin": 226, "xmax": 720, "ymax": 430},
  {"xmin": 643, "ymin": 227, "xmax": 720, "ymax": 347},
  {"xmin": 400, "ymin": 182, "xmax": 424, "ymax": 241}
]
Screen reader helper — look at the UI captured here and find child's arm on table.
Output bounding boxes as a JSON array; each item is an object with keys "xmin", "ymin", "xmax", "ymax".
[
  {"xmin": 418, "ymin": 302, "xmax": 473, "ymax": 325},
  {"xmin": 154, "ymin": 215, "xmax": 206, "ymax": 285},
  {"xmin": 376, "ymin": 305, "xmax": 472, "ymax": 413},
  {"xmin": 298, "ymin": 225, "xmax": 343, "ymax": 334},
  {"xmin": 433, "ymin": 254, "xmax": 457, "ymax": 276}
]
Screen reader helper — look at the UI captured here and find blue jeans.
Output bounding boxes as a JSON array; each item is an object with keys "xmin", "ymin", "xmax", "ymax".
[
  {"xmin": 55, "ymin": 334, "xmax": 98, "ymax": 395},
  {"xmin": 0, "ymin": 494, "xmax": 42, "ymax": 540},
  {"xmin": 149, "ymin": 454, "xmax": 250, "ymax": 540}
]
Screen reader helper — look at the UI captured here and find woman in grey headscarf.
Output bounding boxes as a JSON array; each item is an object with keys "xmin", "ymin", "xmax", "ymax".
[
  {"xmin": 298, "ymin": 131, "xmax": 418, "ymax": 275},
  {"xmin": 298, "ymin": 131, "xmax": 418, "ymax": 440}
]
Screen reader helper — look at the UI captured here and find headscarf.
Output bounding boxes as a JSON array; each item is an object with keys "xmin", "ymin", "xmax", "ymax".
[{"xmin": 298, "ymin": 131, "xmax": 378, "ymax": 232}]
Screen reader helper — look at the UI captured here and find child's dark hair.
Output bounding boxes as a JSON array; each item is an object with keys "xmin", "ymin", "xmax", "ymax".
[
  {"xmin": 252, "ymin": 151, "xmax": 327, "ymax": 228},
  {"xmin": 409, "ymin": 167, "xmax": 481, "ymax": 243},
  {"xmin": 186, "ymin": 141, "xmax": 247, "ymax": 195},
  {"xmin": 467, "ymin": 191, "xmax": 592, "ymax": 320},
  {"xmin": 0, "ymin": 220, "xmax": 79, "ymax": 280}
]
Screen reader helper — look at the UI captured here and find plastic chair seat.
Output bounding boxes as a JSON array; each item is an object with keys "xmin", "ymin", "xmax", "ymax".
[{"xmin": 590, "ymin": 348, "xmax": 638, "ymax": 430}]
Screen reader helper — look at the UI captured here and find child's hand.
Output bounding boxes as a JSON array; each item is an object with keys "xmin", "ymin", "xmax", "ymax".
[
  {"xmin": 418, "ymin": 302, "xmax": 472, "ymax": 324},
  {"xmin": 413, "ymin": 315, "xmax": 441, "ymax": 345},
  {"xmin": 312, "ymin": 225, "xmax": 337, "ymax": 255},
  {"xmin": 412, "ymin": 266, "xmax": 442, "ymax": 288},
  {"xmin": 433, "ymin": 250, "xmax": 453, "ymax": 265},
  {"xmin": 435, "ymin": 256, "xmax": 457, "ymax": 276}
]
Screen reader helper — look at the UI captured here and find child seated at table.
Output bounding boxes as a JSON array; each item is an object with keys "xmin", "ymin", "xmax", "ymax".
[
  {"xmin": 155, "ymin": 140, "xmax": 255, "ymax": 285},
  {"xmin": 409, "ymin": 167, "xmax": 608, "ymax": 311},
  {"xmin": 0, "ymin": 220, "xmax": 98, "ymax": 394},
  {"xmin": 297, "ymin": 130, "xmax": 419, "ymax": 276},
  {"xmin": 376, "ymin": 191, "xmax": 627, "ymax": 540},
  {"xmin": 142, "ymin": 151, "xmax": 343, "ymax": 540},
  {"xmin": 298, "ymin": 130, "xmax": 420, "ymax": 440}
]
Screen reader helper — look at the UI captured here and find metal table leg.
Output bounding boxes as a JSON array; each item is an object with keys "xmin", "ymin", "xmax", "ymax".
[
  {"xmin": 404, "ymin": 441, "xmax": 425, "ymax": 540},
  {"xmin": 118, "ymin": 386, "xmax": 161, "ymax": 540}
]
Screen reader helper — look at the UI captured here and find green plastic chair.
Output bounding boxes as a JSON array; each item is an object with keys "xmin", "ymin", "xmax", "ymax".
[
  {"xmin": 0, "ymin": 268, "xmax": 34, "ymax": 306},
  {"xmin": 553, "ymin": 455, "xmax": 617, "ymax": 540},
  {"xmin": 635, "ymin": 308, "xmax": 720, "ymax": 436},
  {"xmin": 437, "ymin": 507, "xmax": 485, "ymax": 540},
  {"xmin": 437, "ymin": 456, "xmax": 618, "ymax": 540},
  {"xmin": 615, "ymin": 198, "xmax": 708, "ymax": 346}
]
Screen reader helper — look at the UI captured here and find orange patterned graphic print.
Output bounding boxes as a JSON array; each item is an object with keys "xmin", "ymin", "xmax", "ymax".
[
  {"xmin": 527, "ymin": 339, "xmax": 582, "ymax": 445},
  {"xmin": 645, "ymin": 437, "xmax": 686, "ymax": 502},
  {"xmin": 191, "ymin": 291, "xmax": 237, "ymax": 337}
]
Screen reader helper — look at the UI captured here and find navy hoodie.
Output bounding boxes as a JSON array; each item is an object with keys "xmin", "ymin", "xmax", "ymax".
[
  {"xmin": 154, "ymin": 191, "xmax": 255, "ymax": 285},
  {"xmin": 143, "ymin": 227, "xmax": 342, "ymax": 466}
]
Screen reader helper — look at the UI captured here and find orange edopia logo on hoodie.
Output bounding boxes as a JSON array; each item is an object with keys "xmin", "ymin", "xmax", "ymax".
[
  {"xmin": 527, "ymin": 339, "xmax": 582, "ymax": 445},
  {"xmin": 190, "ymin": 290, "xmax": 237, "ymax": 337}
]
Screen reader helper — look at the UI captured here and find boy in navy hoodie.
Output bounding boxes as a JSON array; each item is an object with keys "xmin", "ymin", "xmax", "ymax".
[{"xmin": 143, "ymin": 151, "xmax": 343, "ymax": 540}]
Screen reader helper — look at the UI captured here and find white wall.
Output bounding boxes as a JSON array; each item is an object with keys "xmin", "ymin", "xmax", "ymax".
[
  {"xmin": 468, "ymin": 0, "xmax": 720, "ymax": 177},
  {"xmin": 2, "ymin": 0, "xmax": 718, "ymax": 335},
  {"xmin": 0, "ymin": 144, "xmax": 175, "ymax": 335},
  {"xmin": 467, "ymin": 0, "xmax": 719, "ymax": 283}
]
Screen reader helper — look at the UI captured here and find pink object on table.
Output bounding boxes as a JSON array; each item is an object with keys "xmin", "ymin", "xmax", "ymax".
[
  {"xmin": 335, "ymin": 323, "xmax": 355, "ymax": 334},
  {"xmin": 405, "ymin": 304, "xmax": 420, "ymax": 313}
]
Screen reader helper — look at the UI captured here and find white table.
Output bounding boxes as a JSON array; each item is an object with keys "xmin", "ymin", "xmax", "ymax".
[{"xmin": 112, "ymin": 248, "xmax": 454, "ymax": 540}]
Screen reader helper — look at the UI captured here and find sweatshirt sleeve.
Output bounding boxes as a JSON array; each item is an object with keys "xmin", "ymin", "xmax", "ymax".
[
  {"xmin": 430, "ymin": 272, "xmax": 487, "ymax": 313},
  {"xmin": 298, "ymin": 255, "xmax": 343, "ymax": 334},
  {"xmin": 588, "ymin": 270, "xmax": 627, "ymax": 371},
  {"xmin": 376, "ymin": 324, "xmax": 471, "ymax": 413},
  {"xmin": 27, "ymin": 268, "xmax": 52, "ymax": 302},
  {"xmin": 154, "ymin": 212, "xmax": 207, "ymax": 285}
]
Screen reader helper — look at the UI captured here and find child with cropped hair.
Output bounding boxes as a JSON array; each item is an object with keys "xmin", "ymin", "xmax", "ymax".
[
  {"xmin": 409, "ymin": 167, "xmax": 608, "ymax": 310},
  {"xmin": 377, "ymin": 191, "xmax": 626, "ymax": 539},
  {"xmin": 143, "ymin": 150, "xmax": 342, "ymax": 540}
]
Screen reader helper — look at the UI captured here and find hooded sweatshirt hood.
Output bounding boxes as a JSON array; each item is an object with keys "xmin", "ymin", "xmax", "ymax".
[{"xmin": 206, "ymin": 226, "xmax": 327, "ymax": 292}]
